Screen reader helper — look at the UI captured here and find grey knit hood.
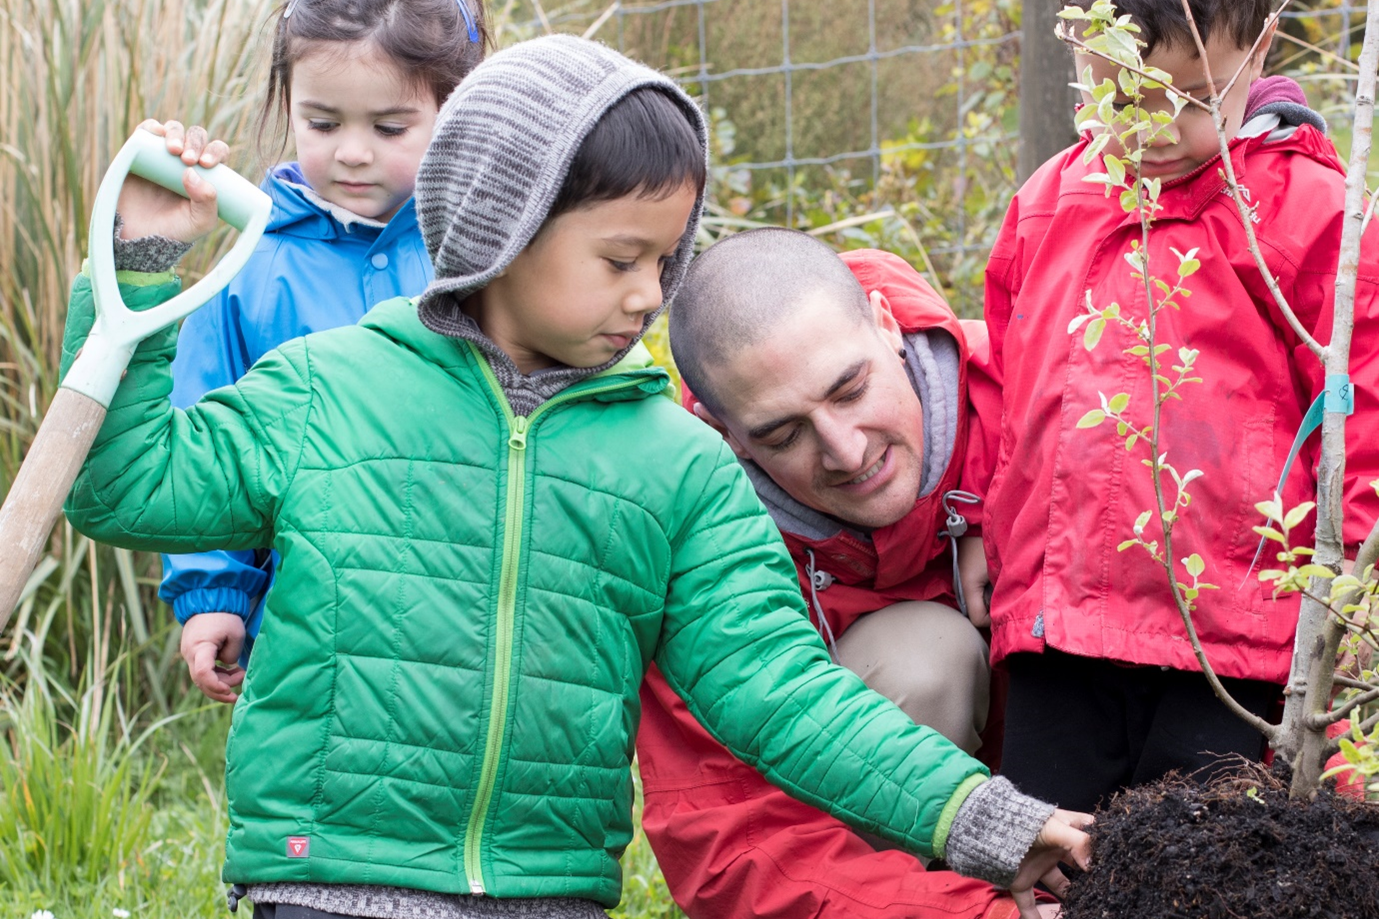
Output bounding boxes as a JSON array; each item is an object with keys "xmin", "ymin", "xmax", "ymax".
[{"xmin": 414, "ymin": 35, "xmax": 708, "ymax": 336}]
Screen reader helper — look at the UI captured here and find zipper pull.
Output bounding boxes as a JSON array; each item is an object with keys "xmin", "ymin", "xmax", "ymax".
[{"xmin": 508, "ymin": 415, "xmax": 529, "ymax": 451}]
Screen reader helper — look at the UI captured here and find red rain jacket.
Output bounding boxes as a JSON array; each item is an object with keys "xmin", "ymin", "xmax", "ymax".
[
  {"xmin": 638, "ymin": 250, "xmax": 1019, "ymax": 919},
  {"xmin": 974, "ymin": 123, "xmax": 1379, "ymax": 682}
]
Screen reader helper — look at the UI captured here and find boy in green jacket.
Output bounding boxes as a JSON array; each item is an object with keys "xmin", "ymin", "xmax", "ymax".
[{"xmin": 62, "ymin": 36, "xmax": 1089, "ymax": 919}]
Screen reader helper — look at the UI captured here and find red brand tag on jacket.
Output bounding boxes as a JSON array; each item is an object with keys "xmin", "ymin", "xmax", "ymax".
[{"xmin": 287, "ymin": 836, "xmax": 310, "ymax": 858}]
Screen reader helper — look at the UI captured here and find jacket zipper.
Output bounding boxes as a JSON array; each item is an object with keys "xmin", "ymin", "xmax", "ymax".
[{"xmin": 463, "ymin": 351, "xmax": 645, "ymax": 895}]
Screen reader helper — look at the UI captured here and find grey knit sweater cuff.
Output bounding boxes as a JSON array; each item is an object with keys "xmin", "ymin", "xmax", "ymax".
[
  {"xmin": 111, "ymin": 214, "xmax": 193, "ymax": 273},
  {"xmin": 944, "ymin": 776, "xmax": 1055, "ymax": 889}
]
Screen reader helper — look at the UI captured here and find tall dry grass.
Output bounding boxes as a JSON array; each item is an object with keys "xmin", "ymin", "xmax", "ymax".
[{"xmin": 0, "ymin": 0, "xmax": 272, "ymax": 712}]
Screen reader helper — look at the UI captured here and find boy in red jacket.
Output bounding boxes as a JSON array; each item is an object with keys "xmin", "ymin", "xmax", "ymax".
[{"xmin": 968, "ymin": 0, "xmax": 1379, "ymax": 812}]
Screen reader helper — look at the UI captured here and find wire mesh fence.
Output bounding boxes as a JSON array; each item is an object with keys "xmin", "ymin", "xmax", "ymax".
[{"xmin": 497, "ymin": 0, "xmax": 1366, "ymax": 314}]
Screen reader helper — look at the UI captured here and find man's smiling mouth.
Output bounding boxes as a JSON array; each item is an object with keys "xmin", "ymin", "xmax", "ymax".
[{"xmin": 845, "ymin": 454, "xmax": 886, "ymax": 486}]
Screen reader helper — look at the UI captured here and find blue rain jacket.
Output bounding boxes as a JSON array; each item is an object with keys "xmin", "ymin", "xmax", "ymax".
[{"xmin": 159, "ymin": 163, "xmax": 433, "ymax": 651}]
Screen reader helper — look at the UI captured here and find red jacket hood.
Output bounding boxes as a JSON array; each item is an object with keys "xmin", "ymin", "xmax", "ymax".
[{"xmin": 683, "ymin": 248, "xmax": 979, "ymax": 637}]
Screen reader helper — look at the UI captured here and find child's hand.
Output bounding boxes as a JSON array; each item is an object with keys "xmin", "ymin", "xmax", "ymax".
[
  {"xmin": 957, "ymin": 536, "xmax": 992, "ymax": 628},
  {"xmin": 180, "ymin": 612, "xmax": 246, "ymax": 704},
  {"xmin": 116, "ymin": 119, "xmax": 230, "ymax": 243},
  {"xmin": 1009, "ymin": 808, "xmax": 1093, "ymax": 919}
]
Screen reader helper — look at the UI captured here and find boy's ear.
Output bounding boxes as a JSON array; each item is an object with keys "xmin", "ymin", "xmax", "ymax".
[
  {"xmin": 869, "ymin": 290, "xmax": 905, "ymax": 354},
  {"xmin": 692, "ymin": 402, "xmax": 752, "ymax": 459},
  {"xmin": 1249, "ymin": 20, "xmax": 1278, "ymax": 79}
]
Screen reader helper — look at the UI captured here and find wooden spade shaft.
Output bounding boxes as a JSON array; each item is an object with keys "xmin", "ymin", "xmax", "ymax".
[{"xmin": 0, "ymin": 387, "xmax": 108, "ymax": 627}]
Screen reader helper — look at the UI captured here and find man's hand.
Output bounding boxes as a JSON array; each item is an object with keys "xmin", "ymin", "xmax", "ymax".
[
  {"xmin": 957, "ymin": 536, "xmax": 992, "ymax": 627},
  {"xmin": 116, "ymin": 119, "xmax": 229, "ymax": 243},
  {"xmin": 180, "ymin": 612, "xmax": 246, "ymax": 704},
  {"xmin": 1010, "ymin": 809, "xmax": 1093, "ymax": 919}
]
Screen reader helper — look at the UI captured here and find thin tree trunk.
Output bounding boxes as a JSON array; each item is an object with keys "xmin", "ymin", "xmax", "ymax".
[{"xmin": 1278, "ymin": 0, "xmax": 1379, "ymax": 799}]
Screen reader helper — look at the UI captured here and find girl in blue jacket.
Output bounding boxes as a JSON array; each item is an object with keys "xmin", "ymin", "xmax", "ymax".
[{"xmin": 159, "ymin": 0, "xmax": 486, "ymax": 701}]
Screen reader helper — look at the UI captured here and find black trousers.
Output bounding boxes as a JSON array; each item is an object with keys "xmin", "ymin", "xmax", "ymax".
[{"xmin": 999, "ymin": 649, "xmax": 1278, "ymax": 813}]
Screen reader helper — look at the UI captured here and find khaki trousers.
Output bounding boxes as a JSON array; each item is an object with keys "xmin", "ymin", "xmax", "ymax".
[{"xmin": 833, "ymin": 600, "xmax": 991, "ymax": 755}]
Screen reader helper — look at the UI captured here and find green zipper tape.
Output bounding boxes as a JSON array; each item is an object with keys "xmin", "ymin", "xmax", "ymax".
[{"xmin": 460, "ymin": 342, "xmax": 645, "ymax": 895}]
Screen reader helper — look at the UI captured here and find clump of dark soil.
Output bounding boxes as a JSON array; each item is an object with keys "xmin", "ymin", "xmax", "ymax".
[{"xmin": 1062, "ymin": 766, "xmax": 1379, "ymax": 919}]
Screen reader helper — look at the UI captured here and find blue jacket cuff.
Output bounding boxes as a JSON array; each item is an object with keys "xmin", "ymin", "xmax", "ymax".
[{"xmin": 171, "ymin": 588, "xmax": 257, "ymax": 625}]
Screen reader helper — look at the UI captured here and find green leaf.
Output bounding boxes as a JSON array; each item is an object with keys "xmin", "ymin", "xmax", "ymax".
[
  {"xmin": 1084, "ymin": 317, "xmax": 1106, "ymax": 350},
  {"xmin": 1255, "ymin": 496, "xmax": 1285, "ymax": 524},
  {"xmin": 1296, "ymin": 564, "xmax": 1337, "ymax": 581},
  {"xmin": 1077, "ymin": 409, "xmax": 1107, "ymax": 429},
  {"xmin": 1107, "ymin": 392, "xmax": 1131, "ymax": 414},
  {"xmin": 1184, "ymin": 553, "xmax": 1205, "ymax": 578},
  {"xmin": 1103, "ymin": 153, "xmax": 1126, "ymax": 187},
  {"xmin": 1178, "ymin": 259, "xmax": 1200, "ymax": 278},
  {"xmin": 1125, "ymin": 432, "xmax": 1139, "ymax": 451},
  {"xmin": 1067, "ymin": 313, "xmax": 1092, "ymax": 334},
  {"xmin": 1253, "ymin": 525, "xmax": 1287, "ymax": 544},
  {"xmin": 1118, "ymin": 539, "xmax": 1138, "ymax": 552},
  {"xmin": 1283, "ymin": 502, "xmax": 1316, "ymax": 532},
  {"xmin": 1134, "ymin": 510, "xmax": 1152, "ymax": 534}
]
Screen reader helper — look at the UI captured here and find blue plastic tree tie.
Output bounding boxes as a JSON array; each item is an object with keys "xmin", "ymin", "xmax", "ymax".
[{"xmin": 1242, "ymin": 374, "xmax": 1355, "ymax": 584}]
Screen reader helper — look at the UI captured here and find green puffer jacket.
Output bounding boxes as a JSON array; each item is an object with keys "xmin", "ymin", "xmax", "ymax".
[{"xmin": 61, "ymin": 271, "xmax": 989, "ymax": 906}]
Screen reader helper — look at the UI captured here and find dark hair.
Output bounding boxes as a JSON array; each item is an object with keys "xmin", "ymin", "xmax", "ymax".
[
  {"xmin": 545, "ymin": 86, "xmax": 706, "ymax": 224},
  {"xmin": 670, "ymin": 228, "xmax": 869, "ymax": 419},
  {"xmin": 258, "ymin": 0, "xmax": 489, "ymax": 164},
  {"xmin": 1065, "ymin": 0, "xmax": 1275, "ymax": 55}
]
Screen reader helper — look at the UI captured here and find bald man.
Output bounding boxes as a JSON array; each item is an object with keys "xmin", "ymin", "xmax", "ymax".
[{"xmin": 636, "ymin": 229, "xmax": 1033, "ymax": 919}]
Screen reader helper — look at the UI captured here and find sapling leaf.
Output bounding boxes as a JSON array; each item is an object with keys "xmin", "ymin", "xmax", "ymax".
[
  {"xmin": 1104, "ymin": 154, "xmax": 1126, "ymax": 187},
  {"xmin": 1125, "ymin": 432, "xmax": 1139, "ymax": 450},
  {"xmin": 1077, "ymin": 409, "xmax": 1107, "ymax": 429},
  {"xmin": 1256, "ymin": 495, "xmax": 1285, "ymax": 524},
  {"xmin": 1181, "ymin": 469, "xmax": 1204, "ymax": 487},
  {"xmin": 1283, "ymin": 502, "xmax": 1316, "ymax": 531},
  {"xmin": 1184, "ymin": 554, "xmax": 1205, "ymax": 578},
  {"xmin": 1253, "ymin": 525, "xmax": 1287, "ymax": 544},
  {"xmin": 1134, "ymin": 510, "xmax": 1152, "ymax": 534},
  {"xmin": 1068, "ymin": 313, "xmax": 1093, "ymax": 334},
  {"xmin": 1085, "ymin": 318, "xmax": 1106, "ymax": 350},
  {"xmin": 1118, "ymin": 539, "xmax": 1138, "ymax": 552},
  {"xmin": 1297, "ymin": 564, "xmax": 1337, "ymax": 581},
  {"xmin": 1117, "ymin": 421, "xmax": 1129, "ymax": 436},
  {"xmin": 1108, "ymin": 392, "xmax": 1131, "ymax": 413}
]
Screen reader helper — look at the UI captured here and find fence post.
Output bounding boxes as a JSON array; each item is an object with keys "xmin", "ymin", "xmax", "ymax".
[{"xmin": 1019, "ymin": 0, "xmax": 1079, "ymax": 182}]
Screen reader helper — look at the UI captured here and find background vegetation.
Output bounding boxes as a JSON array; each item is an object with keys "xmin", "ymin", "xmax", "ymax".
[{"xmin": 0, "ymin": 0, "xmax": 1366, "ymax": 914}]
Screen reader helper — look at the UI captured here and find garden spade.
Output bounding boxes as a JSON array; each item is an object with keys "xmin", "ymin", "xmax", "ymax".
[{"xmin": 0, "ymin": 128, "xmax": 271, "ymax": 626}]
